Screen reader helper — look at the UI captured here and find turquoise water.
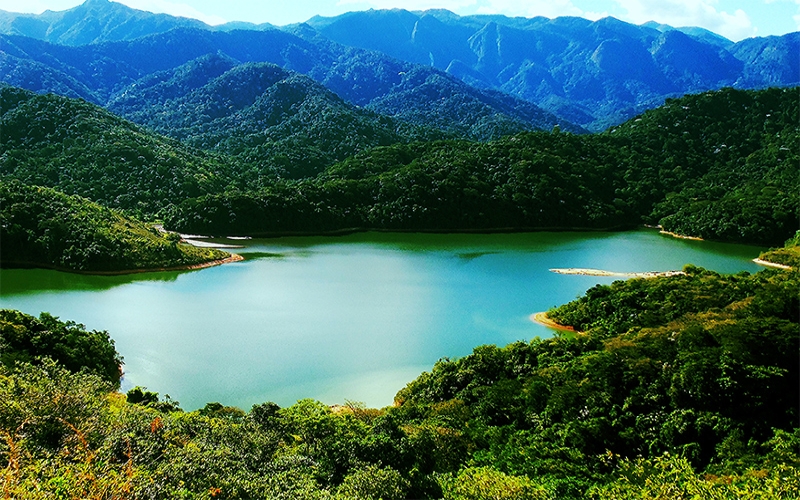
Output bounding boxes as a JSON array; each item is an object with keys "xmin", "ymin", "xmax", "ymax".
[{"xmin": 0, "ymin": 229, "xmax": 764, "ymax": 410}]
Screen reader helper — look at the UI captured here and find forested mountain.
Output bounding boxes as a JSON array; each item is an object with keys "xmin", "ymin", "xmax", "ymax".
[
  {"xmin": 304, "ymin": 9, "xmax": 800, "ymax": 130},
  {"xmin": 0, "ymin": 180, "xmax": 229, "ymax": 272},
  {"xmin": 0, "ymin": 26, "xmax": 579, "ymax": 141},
  {"xmin": 0, "ymin": 85, "xmax": 233, "ymax": 213},
  {"xmin": 108, "ymin": 57, "xmax": 446, "ymax": 179},
  {"xmin": 0, "ymin": 0, "xmax": 278, "ymax": 46},
  {"xmin": 163, "ymin": 87, "xmax": 798, "ymax": 246}
]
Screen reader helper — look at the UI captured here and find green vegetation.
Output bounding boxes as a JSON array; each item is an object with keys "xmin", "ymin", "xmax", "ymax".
[
  {"xmin": 1, "ymin": 256, "xmax": 797, "ymax": 498},
  {"xmin": 2, "ymin": 84, "xmax": 795, "ymax": 246},
  {"xmin": 110, "ymin": 60, "xmax": 448, "ymax": 181},
  {"xmin": 164, "ymin": 87, "xmax": 798, "ymax": 246},
  {"xmin": 617, "ymin": 87, "xmax": 799, "ymax": 244},
  {"xmin": 0, "ymin": 180, "xmax": 229, "ymax": 272},
  {"xmin": 759, "ymin": 230, "xmax": 800, "ymax": 268},
  {"xmin": 0, "ymin": 85, "xmax": 232, "ymax": 215},
  {"xmin": 0, "ymin": 309, "xmax": 122, "ymax": 386}
]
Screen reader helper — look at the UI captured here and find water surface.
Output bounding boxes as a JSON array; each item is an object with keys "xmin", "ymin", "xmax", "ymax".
[{"xmin": 0, "ymin": 229, "xmax": 764, "ymax": 409}]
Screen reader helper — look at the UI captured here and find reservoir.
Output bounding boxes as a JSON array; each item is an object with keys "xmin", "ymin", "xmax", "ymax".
[{"xmin": 0, "ymin": 229, "xmax": 764, "ymax": 410}]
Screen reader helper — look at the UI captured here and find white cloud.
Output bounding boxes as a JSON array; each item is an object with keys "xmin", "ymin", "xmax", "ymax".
[
  {"xmin": 335, "ymin": 0, "xmax": 478, "ymax": 11},
  {"xmin": 335, "ymin": 0, "xmax": 606, "ymax": 19},
  {"xmin": 612, "ymin": 0, "xmax": 756, "ymax": 40},
  {"xmin": 115, "ymin": 0, "xmax": 226, "ymax": 25},
  {"xmin": 0, "ymin": 0, "xmax": 76, "ymax": 14},
  {"xmin": 475, "ymin": 0, "xmax": 600, "ymax": 19}
]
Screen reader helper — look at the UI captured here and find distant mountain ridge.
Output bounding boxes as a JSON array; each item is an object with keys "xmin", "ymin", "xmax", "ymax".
[
  {"xmin": 0, "ymin": 25, "xmax": 581, "ymax": 142},
  {"xmin": 0, "ymin": 0, "xmax": 796, "ymax": 132},
  {"xmin": 303, "ymin": 9, "xmax": 799, "ymax": 130},
  {"xmin": 0, "ymin": 0, "xmax": 271, "ymax": 45}
]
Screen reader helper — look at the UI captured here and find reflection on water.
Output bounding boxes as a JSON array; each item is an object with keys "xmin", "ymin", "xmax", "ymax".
[
  {"xmin": 0, "ymin": 267, "xmax": 184, "ymax": 295},
  {"xmin": 0, "ymin": 229, "xmax": 764, "ymax": 410}
]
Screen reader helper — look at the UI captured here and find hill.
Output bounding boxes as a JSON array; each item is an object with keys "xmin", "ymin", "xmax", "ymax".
[
  {"xmin": 163, "ymin": 87, "xmax": 798, "ymax": 246},
  {"xmin": 1, "ymin": 2, "xmax": 796, "ymax": 132},
  {"xmin": 108, "ymin": 57, "xmax": 446, "ymax": 179},
  {"xmin": 0, "ymin": 180, "xmax": 230, "ymax": 273},
  {"xmin": 0, "ymin": 85, "xmax": 233, "ymax": 214}
]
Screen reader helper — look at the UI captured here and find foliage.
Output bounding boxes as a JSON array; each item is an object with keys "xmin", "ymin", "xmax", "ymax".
[
  {"xmin": 0, "ymin": 180, "xmax": 228, "ymax": 272},
  {"xmin": 438, "ymin": 467, "xmax": 551, "ymax": 500},
  {"xmin": 164, "ymin": 87, "xmax": 798, "ymax": 246},
  {"xmin": 0, "ymin": 309, "xmax": 122, "ymax": 386},
  {"xmin": 587, "ymin": 452, "xmax": 800, "ymax": 499},
  {"xmin": 393, "ymin": 264, "xmax": 799, "ymax": 498},
  {"xmin": 0, "ymin": 85, "xmax": 232, "ymax": 215},
  {"xmin": 613, "ymin": 86, "xmax": 800, "ymax": 244},
  {"xmin": 759, "ymin": 230, "xmax": 800, "ymax": 268},
  {"xmin": 109, "ymin": 59, "xmax": 448, "ymax": 181}
]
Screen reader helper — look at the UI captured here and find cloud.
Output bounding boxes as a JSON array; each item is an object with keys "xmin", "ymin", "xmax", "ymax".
[
  {"xmin": 116, "ymin": 0, "xmax": 227, "ymax": 25},
  {"xmin": 336, "ymin": 0, "xmax": 478, "ymax": 11},
  {"xmin": 612, "ymin": 0, "xmax": 756, "ymax": 40},
  {"xmin": 0, "ymin": 0, "xmax": 75, "ymax": 14},
  {"xmin": 336, "ymin": 0, "xmax": 607, "ymax": 20}
]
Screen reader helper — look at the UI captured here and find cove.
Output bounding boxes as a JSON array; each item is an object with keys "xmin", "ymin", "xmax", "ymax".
[{"xmin": 0, "ymin": 229, "xmax": 763, "ymax": 410}]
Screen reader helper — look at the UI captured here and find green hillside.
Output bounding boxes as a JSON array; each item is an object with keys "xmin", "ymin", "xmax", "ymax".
[
  {"xmin": 0, "ymin": 85, "xmax": 232, "ymax": 215},
  {"xmin": 165, "ymin": 87, "xmax": 798, "ymax": 246},
  {"xmin": 0, "ymin": 180, "xmax": 229, "ymax": 272},
  {"xmin": 110, "ymin": 60, "xmax": 446, "ymax": 180}
]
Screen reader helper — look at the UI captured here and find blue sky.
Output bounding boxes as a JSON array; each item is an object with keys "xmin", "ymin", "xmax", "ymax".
[{"xmin": 2, "ymin": 0, "xmax": 798, "ymax": 41}]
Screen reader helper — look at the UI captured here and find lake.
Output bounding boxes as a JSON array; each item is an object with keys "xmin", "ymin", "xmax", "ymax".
[{"xmin": 0, "ymin": 229, "xmax": 764, "ymax": 410}]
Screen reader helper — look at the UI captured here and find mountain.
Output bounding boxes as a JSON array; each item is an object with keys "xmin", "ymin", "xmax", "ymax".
[
  {"xmin": 304, "ymin": 9, "xmax": 800, "ymax": 130},
  {"xmin": 0, "ymin": 0, "xmax": 208, "ymax": 46},
  {"xmin": 0, "ymin": 85, "xmax": 233, "ymax": 213},
  {"xmin": 0, "ymin": 26, "xmax": 581, "ymax": 140},
  {"xmin": 108, "ymin": 56, "xmax": 447, "ymax": 179},
  {"xmin": 1, "ymin": 1, "xmax": 796, "ymax": 131}
]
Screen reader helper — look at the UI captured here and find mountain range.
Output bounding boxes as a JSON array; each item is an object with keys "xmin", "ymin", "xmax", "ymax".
[{"xmin": 1, "ymin": 0, "xmax": 796, "ymax": 132}]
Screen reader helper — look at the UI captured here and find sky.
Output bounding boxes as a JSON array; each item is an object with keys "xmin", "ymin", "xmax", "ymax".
[{"xmin": 1, "ymin": 0, "xmax": 798, "ymax": 42}]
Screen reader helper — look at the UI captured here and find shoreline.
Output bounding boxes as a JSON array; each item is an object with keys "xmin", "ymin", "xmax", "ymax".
[
  {"xmin": 550, "ymin": 268, "xmax": 685, "ymax": 278},
  {"xmin": 0, "ymin": 253, "xmax": 245, "ymax": 276},
  {"xmin": 530, "ymin": 312, "xmax": 578, "ymax": 333},
  {"xmin": 178, "ymin": 224, "xmax": 639, "ymax": 239},
  {"xmin": 659, "ymin": 230, "xmax": 703, "ymax": 241},
  {"xmin": 752, "ymin": 258, "xmax": 792, "ymax": 270}
]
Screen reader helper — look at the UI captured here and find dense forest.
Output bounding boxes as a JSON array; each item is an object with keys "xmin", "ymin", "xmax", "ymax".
[
  {"xmin": 0, "ymin": 180, "xmax": 229, "ymax": 272},
  {"xmin": 1, "ymin": 246, "xmax": 797, "ymax": 498},
  {"xmin": 164, "ymin": 87, "xmax": 798, "ymax": 246},
  {"xmin": 1, "ymin": 85, "xmax": 796, "ymax": 272},
  {"xmin": 0, "ymin": 85, "xmax": 233, "ymax": 215}
]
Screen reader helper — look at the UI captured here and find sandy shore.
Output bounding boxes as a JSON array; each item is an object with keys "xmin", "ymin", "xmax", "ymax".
[
  {"xmin": 184, "ymin": 239, "xmax": 245, "ymax": 249},
  {"xmin": 659, "ymin": 230, "xmax": 703, "ymax": 241},
  {"xmin": 550, "ymin": 268, "xmax": 685, "ymax": 278},
  {"xmin": 752, "ymin": 258, "xmax": 792, "ymax": 270},
  {"xmin": 530, "ymin": 312, "xmax": 578, "ymax": 332}
]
